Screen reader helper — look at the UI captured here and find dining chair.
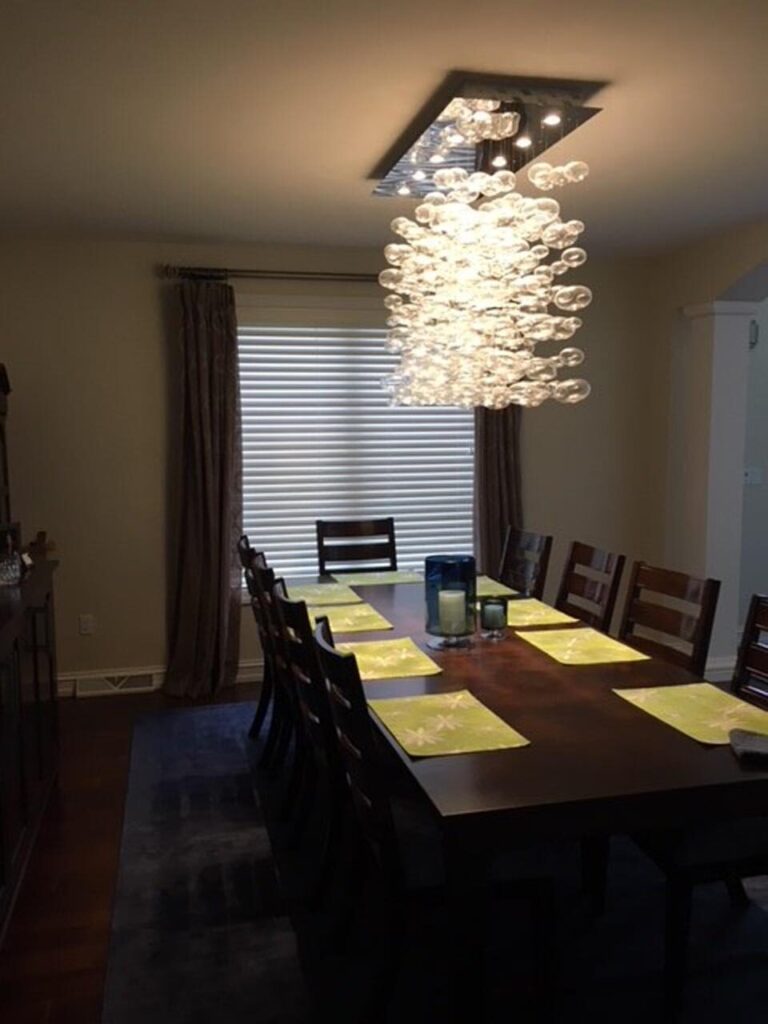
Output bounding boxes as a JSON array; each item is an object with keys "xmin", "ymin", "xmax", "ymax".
[
  {"xmin": 314, "ymin": 618, "xmax": 560, "ymax": 1021},
  {"xmin": 601, "ymin": 587, "xmax": 763, "ymax": 1013},
  {"xmin": 555, "ymin": 541, "xmax": 625, "ymax": 632},
  {"xmin": 242, "ymin": 551, "xmax": 274, "ymax": 741},
  {"xmin": 732, "ymin": 593, "xmax": 768, "ymax": 707},
  {"xmin": 618, "ymin": 562, "xmax": 720, "ymax": 677},
  {"xmin": 246, "ymin": 564, "xmax": 296, "ymax": 771},
  {"xmin": 315, "ymin": 517, "xmax": 397, "ymax": 576},
  {"xmin": 497, "ymin": 526, "xmax": 553, "ymax": 599},
  {"xmin": 238, "ymin": 533, "xmax": 257, "ymax": 571},
  {"xmin": 272, "ymin": 583, "xmax": 347, "ymax": 886}
]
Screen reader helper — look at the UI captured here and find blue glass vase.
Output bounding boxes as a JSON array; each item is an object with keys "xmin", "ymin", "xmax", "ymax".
[{"xmin": 425, "ymin": 554, "xmax": 476, "ymax": 650}]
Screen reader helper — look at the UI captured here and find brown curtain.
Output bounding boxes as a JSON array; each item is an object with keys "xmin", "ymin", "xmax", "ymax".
[
  {"xmin": 165, "ymin": 280, "xmax": 242, "ymax": 697},
  {"xmin": 473, "ymin": 406, "xmax": 523, "ymax": 576}
]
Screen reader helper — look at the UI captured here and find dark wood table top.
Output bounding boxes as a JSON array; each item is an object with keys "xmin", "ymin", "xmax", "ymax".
[{"xmin": 330, "ymin": 581, "xmax": 768, "ymax": 839}]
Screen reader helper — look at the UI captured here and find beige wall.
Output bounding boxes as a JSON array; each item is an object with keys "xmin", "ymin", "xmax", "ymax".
[
  {"xmin": 740, "ymin": 298, "xmax": 768, "ymax": 619},
  {"xmin": 0, "ymin": 236, "xmax": 664, "ymax": 679},
  {"xmin": 0, "ymin": 238, "xmax": 382, "ymax": 676},
  {"xmin": 522, "ymin": 257, "xmax": 663, "ymax": 614}
]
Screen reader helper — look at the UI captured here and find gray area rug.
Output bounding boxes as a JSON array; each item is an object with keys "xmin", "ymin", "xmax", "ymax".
[
  {"xmin": 102, "ymin": 700, "xmax": 768, "ymax": 1023},
  {"xmin": 101, "ymin": 703, "xmax": 308, "ymax": 1024}
]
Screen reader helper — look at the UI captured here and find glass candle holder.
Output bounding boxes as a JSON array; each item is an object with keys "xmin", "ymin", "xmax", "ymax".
[
  {"xmin": 425, "ymin": 554, "xmax": 476, "ymax": 650},
  {"xmin": 480, "ymin": 597, "xmax": 507, "ymax": 641}
]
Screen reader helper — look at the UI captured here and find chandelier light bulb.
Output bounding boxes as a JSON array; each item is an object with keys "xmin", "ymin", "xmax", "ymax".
[
  {"xmin": 397, "ymin": 184, "xmax": 411, "ymax": 196},
  {"xmin": 412, "ymin": 169, "xmax": 427, "ymax": 181},
  {"xmin": 515, "ymin": 135, "xmax": 533, "ymax": 149},
  {"xmin": 491, "ymin": 154, "xmax": 508, "ymax": 168},
  {"xmin": 542, "ymin": 111, "xmax": 562, "ymax": 127}
]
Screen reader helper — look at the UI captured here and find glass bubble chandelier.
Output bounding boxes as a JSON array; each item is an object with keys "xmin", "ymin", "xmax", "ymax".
[{"xmin": 371, "ymin": 72, "xmax": 604, "ymax": 409}]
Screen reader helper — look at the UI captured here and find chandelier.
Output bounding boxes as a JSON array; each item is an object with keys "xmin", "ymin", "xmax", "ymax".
[{"xmin": 371, "ymin": 72, "xmax": 604, "ymax": 409}]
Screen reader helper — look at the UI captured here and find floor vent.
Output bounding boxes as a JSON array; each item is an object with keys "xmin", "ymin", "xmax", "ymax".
[{"xmin": 74, "ymin": 672, "xmax": 160, "ymax": 698}]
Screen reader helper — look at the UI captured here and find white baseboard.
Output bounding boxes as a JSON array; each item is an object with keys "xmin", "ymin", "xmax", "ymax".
[
  {"xmin": 704, "ymin": 655, "xmax": 736, "ymax": 683},
  {"xmin": 58, "ymin": 658, "xmax": 264, "ymax": 698}
]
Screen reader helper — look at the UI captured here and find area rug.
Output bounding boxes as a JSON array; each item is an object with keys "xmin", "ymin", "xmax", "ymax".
[
  {"xmin": 101, "ymin": 703, "xmax": 308, "ymax": 1024},
  {"xmin": 102, "ymin": 700, "xmax": 768, "ymax": 1024}
]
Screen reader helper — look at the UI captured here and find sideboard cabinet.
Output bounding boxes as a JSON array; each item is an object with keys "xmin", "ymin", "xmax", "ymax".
[{"xmin": 0, "ymin": 561, "xmax": 57, "ymax": 940}]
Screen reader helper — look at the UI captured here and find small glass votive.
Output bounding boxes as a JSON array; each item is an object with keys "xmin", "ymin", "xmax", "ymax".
[{"xmin": 480, "ymin": 597, "xmax": 507, "ymax": 641}]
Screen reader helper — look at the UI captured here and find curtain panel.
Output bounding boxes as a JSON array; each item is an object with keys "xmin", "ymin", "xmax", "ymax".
[
  {"xmin": 473, "ymin": 406, "xmax": 523, "ymax": 576},
  {"xmin": 165, "ymin": 280, "xmax": 242, "ymax": 697}
]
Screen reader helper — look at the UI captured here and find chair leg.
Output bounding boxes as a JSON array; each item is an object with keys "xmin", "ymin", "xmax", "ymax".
[
  {"xmin": 725, "ymin": 876, "xmax": 750, "ymax": 908},
  {"xmin": 360, "ymin": 900, "xmax": 405, "ymax": 1024},
  {"xmin": 530, "ymin": 878, "xmax": 558, "ymax": 1021},
  {"xmin": 663, "ymin": 878, "xmax": 692, "ymax": 1015},
  {"xmin": 248, "ymin": 661, "xmax": 274, "ymax": 740},
  {"xmin": 581, "ymin": 835, "xmax": 610, "ymax": 916}
]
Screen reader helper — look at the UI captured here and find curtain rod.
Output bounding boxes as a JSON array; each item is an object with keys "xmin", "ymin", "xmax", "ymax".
[{"xmin": 159, "ymin": 264, "xmax": 380, "ymax": 284}]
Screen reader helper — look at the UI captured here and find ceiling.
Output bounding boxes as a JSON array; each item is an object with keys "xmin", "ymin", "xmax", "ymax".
[{"xmin": 1, "ymin": 0, "xmax": 767, "ymax": 251}]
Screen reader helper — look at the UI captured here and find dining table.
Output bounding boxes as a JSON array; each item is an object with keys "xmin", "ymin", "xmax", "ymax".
[{"xmin": 315, "ymin": 576, "xmax": 768, "ymax": 1019}]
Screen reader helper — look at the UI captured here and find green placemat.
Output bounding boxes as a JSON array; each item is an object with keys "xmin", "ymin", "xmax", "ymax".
[
  {"xmin": 369, "ymin": 690, "xmax": 530, "ymax": 756},
  {"xmin": 476, "ymin": 575, "xmax": 518, "ymax": 598},
  {"xmin": 337, "ymin": 637, "xmax": 442, "ymax": 681},
  {"xmin": 308, "ymin": 602, "xmax": 393, "ymax": 634},
  {"xmin": 286, "ymin": 582, "xmax": 362, "ymax": 606},
  {"xmin": 331, "ymin": 570, "xmax": 423, "ymax": 585},
  {"xmin": 518, "ymin": 627, "xmax": 650, "ymax": 664},
  {"xmin": 614, "ymin": 682, "xmax": 768, "ymax": 745},
  {"xmin": 506, "ymin": 599, "xmax": 578, "ymax": 628}
]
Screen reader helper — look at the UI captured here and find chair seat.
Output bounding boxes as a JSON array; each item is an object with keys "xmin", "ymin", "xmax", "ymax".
[{"xmin": 635, "ymin": 816, "xmax": 768, "ymax": 873}]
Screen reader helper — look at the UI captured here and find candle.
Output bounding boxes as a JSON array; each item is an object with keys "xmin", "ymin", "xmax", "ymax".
[
  {"xmin": 438, "ymin": 590, "xmax": 466, "ymax": 635},
  {"xmin": 481, "ymin": 600, "xmax": 506, "ymax": 631}
]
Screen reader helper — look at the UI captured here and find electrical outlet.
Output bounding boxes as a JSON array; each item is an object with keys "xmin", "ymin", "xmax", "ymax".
[{"xmin": 78, "ymin": 613, "xmax": 96, "ymax": 636}]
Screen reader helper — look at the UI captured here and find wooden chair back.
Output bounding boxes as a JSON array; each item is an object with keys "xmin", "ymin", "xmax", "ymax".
[
  {"xmin": 314, "ymin": 619, "xmax": 400, "ymax": 881},
  {"xmin": 245, "ymin": 563, "xmax": 286, "ymax": 678},
  {"xmin": 273, "ymin": 582, "xmax": 334, "ymax": 752},
  {"xmin": 316, "ymin": 517, "xmax": 397, "ymax": 576},
  {"xmin": 732, "ymin": 594, "xmax": 768, "ymax": 706},
  {"xmin": 238, "ymin": 534, "xmax": 265, "ymax": 572},
  {"xmin": 497, "ymin": 527, "xmax": 553, "ymax": 599},
  {"xmin": 555, "ymin": 541, "xmax": 625, "ymax": 632},
  {"xmin": 618, "ymin": 562, "xmax": 720, "ymax": 676}
]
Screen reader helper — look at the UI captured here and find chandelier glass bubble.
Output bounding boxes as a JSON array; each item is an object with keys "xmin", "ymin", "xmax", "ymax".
[
  {"xmin": 379, "ymin": 162, "xmax": 592, "ymax": 408},
  {"xmin": 371, "ymin": 72, "xmax": 604, "ymax": 410}
]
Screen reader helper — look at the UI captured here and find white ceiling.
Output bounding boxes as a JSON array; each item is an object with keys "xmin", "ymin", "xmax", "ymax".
[{"xmin": 1, "ymin": 0, "xmax": 767, "ymax": 250}]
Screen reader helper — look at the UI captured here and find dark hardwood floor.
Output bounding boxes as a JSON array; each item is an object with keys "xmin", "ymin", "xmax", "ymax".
[{"xmin": 0, "ymin": 685, "xmax": 257, "ymax": 1024}]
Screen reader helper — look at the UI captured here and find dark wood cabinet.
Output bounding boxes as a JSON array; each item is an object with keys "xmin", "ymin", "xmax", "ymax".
[{"xmin": 0, "ymin": 562, "xmax": 58, "ymax": 940}]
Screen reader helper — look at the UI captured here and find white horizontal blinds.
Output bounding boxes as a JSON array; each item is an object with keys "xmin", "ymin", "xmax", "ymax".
[{"xmin": 238, "ymin": 319, "xmax": 474, "ymax": 576}]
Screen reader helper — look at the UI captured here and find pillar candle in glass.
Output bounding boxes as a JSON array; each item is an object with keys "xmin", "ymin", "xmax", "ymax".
[{"xmin": 425, "ymin": 554, "xmax": 476, "ymax": 649}]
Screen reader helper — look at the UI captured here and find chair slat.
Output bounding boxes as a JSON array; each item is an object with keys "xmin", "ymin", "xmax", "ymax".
[
  {"xmin": 570, "ymin": 541, "xmax": 619, "ymax": 575},
  {"xmin": 630, "ymin": 600, "xmax": 700, "ymax": 644},
  {"xmin": 555, "ymin": 541, "xmax": 625, "ymax": 632},
  {"xmin": 322, "ymin": 542, "xmax": 394, "ymax": 564},
  {"xmin": 316, "ymin": 517, "xmax": 398, "ymax": 575},
  {"xmin": 563, "ymin": 572, "xmax": 608, "ymax": 605},
  {"xmin": 623, "ymin": 635, "xmax": 695, "ymax": 670},
  {"xmin": 734, "ymin": 595, "xmax": 768, "ymax": 706},
  {"xmin": 619, "ymin": 562, "xmax": 719, "ymax": 677},
  {"xmin": 497, "ymin": 527, "xmax": 552, "ymax": 599},
  {"xmin": 635, "ymin": 564, "xmax": 706, "ymax": 604}
]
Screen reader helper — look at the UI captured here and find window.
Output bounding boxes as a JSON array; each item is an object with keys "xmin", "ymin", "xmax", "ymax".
[{"xmin": 237, "ymin": 297, "xmax": 474, "ymax": 577}]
